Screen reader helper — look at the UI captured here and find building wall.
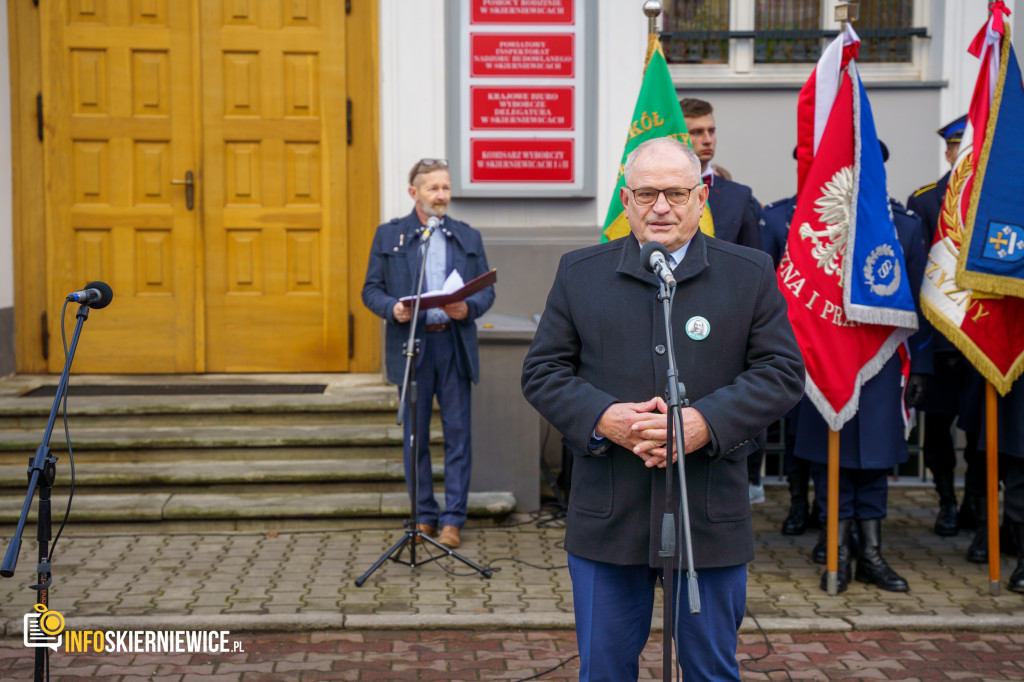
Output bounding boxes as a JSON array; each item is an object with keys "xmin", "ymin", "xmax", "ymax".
[
  {"xmin": 0, "ymin": 7, "xmax": 14, "ymax": 377},
  {"xmin": 376, "ymin": 2, "xmax": 1013, "ymax": 320}
]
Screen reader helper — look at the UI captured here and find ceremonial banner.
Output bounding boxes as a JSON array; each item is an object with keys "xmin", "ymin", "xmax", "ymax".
[
  {"xmin": 922, "ymin": 4, "xmax": 1024, "ymax": 396},
  {"xmin": 600, "ymin": 37, "xmax": 714, "ymax": 242},
  {"xmin": 779, "ymin": 30, "xmax": 917, "ymax": 430},
  {"xmin": 956, "ymin": 31, "xmax": 1024, "ymax": 297}
]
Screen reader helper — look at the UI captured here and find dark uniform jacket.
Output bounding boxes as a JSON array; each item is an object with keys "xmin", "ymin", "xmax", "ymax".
[
  {"xmin": 759, "ymin": 196, "xmax": 797, "ymax": 268},
  {"xmin": 521, "ymin": 231, "xmax": 804, "ymax": 568},
  {"xmin": 908, "ymin": 172, "xmax": 966, "ymax": 414},
  {"xmin": 707, "ymin": 177, "xmax": 764, "ymax": 250},
  {"xmin": 794, "ymin": 200, "xmax": 931, "ymax": 469},
  {"xmin": 362, "ymin": 211, "xmax": 495, "ymax": 386}
]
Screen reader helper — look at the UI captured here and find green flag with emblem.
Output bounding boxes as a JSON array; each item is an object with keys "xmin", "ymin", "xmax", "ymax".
[{"xmin": 600, "ymin": 36, "xmax": 713, "ymax": 242}]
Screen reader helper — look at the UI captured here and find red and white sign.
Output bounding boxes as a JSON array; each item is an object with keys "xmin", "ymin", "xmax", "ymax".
[
  {"xmin": 452, "ymin": 0, "xmax": 590, "ymax": 195},
  {"xmin": 470, "ymin": 139, "xmax": 574, "ymax": 183},
  {"xmin": 470, "ymin": 86, "xmax": 574, "ymax": 130},
  {"xmin": 471, "ymin": 0, "xmax": 574, "ymax": 24},
  {"xmin": 470, "ymin": 33, "xmax": 575, "ymax": 78}
]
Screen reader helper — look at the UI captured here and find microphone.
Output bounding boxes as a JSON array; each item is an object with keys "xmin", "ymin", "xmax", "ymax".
[
  {"xmin": 66, "ymin": 280, "xmax": 114, "ymax": 309},
  {"xmin": 420, "ymin": 216, "xmax": 440, "ymax": 242},
  {"xmin": 640, "ymin": 241, "xmax": 676, "ymax": 287}
]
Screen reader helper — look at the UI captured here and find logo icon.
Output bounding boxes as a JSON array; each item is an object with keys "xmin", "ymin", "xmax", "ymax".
[{"xmin": 24, "ymin": 604, "xmax": 64, "ymax": 651}]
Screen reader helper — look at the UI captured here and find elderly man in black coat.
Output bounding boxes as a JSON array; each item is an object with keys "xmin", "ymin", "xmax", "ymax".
[{"xmin": 521, "ymin": 137, "xmax": 804, "ymax": 682}]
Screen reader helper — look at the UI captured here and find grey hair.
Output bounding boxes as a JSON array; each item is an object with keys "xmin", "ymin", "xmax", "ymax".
[{"xmin": 623, "ymin": 137, "xmax": 701, "ymax": 184}]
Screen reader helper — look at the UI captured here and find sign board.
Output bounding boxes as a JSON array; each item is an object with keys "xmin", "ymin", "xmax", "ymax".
[{"xmin": 447, "ymin": 0, "xmax": 596, "ymax": 197}]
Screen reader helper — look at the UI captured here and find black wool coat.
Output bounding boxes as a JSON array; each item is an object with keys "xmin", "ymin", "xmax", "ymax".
[{"xmin": 522, "ymin": 231, "xmax": 805, "ymax": 568}]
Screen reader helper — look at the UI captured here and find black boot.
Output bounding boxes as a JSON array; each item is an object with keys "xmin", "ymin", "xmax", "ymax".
[
  {"xmin": 967, "ymin": 501, "xmax": 988, "ymax": 563},
  {"xmin": 959, "ymin": 493, "xmax": 979, "ymax": 531},
  {"xmin": 813, "ymin": 517, "xmax": 861, "ymax": 564},
  {"xmin": 854, "ymin": 519, "xmax": 909, "ymax": 592},
  {"xmin": 782, "ymin": 469, "xmax": 810, "ymax": 536},
  {"xmin": 812, "ymin": 526, "xmax": 826, "ymax": 564},
  {"xmin": 1009, "ymin": 522, "xmax": 1024, "ymax": 594},
  {"xmin": 932, "ymin": 473, "xmax": 959, "ymax": 536},
  {"xmin": 819, "ymin": 519, "xmax": 853, "ymax": 593},
  {"xmin": 807, "ymin": 496, "xmax": 823, "ymax": 530}
]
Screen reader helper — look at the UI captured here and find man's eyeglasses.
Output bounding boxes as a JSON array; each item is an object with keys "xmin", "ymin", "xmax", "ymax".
[
  {"xmin": 626, "ymin": 183, "xmax": 700, "ymax": 206},
  {"xmin": 412, "ymin": 158, "xmax": 449, "ymax": 178}
]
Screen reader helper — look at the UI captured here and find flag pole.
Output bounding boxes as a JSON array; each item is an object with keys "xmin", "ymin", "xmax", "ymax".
[
  {"xmin": 986, "ymin": 380, "xmax": 1000, "ymax": 596},
  {"xmin": 824, "ymin": 0, "xmax": 859, "ymax": 598},
  {"xmin": 826, "ymin": 429, "xmax": 840, "ymax": 594}
]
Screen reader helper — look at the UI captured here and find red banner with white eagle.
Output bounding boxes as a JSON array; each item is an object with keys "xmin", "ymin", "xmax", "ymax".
[{"xmin": 779, "ymin": 26, "xmax": 917, "ymax": 430}]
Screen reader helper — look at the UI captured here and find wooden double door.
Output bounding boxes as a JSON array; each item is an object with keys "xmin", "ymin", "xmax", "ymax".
[{"xmin": 27, "ymin": 0, "xmax": 377, "ymax": 373}]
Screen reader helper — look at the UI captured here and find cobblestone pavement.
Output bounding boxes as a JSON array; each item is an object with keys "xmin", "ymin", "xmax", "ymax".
[
  {"xmin": 1, "ymin": 485, "xmax": 1023, "ymax": 679},
  {"xmin": 1, "ymin": 630, "xmax": 1023, "ymax": 680}
]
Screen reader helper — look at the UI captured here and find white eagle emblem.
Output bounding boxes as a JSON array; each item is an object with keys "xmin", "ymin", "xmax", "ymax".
[{"xmin": 798, "ymin": 165, "xmax": 854, "ymax": 282}]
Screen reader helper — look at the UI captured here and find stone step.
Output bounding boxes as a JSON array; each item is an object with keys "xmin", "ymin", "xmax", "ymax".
[
  {"xmin": 0, "ymin": 444, "xmax": 407, "ymax": 464},
  {"xmin": 0, "ymin": 490, "xmax": 517, "ymax": 533},
  {"xmin": 0, "ymin": 458, "xmax": 433, "ymax": 488},
  {"xmin": 0, "ymin": 423, "xmax": 443, "ymax": 454}
]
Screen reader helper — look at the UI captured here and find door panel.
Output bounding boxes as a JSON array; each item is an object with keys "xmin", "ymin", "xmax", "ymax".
[
  {"xmin": 42, "ymin": 0, "xmax": 198, "ymax": 373},
  {"xmin": 36, "ymin": 0, "xmax": 360, "ymax": 374},
  {"xmin": 200, "ymin": 0, "xmax": 349, "ymax": 372}
]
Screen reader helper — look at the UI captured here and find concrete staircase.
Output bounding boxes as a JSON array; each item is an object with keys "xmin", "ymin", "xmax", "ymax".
[{"xmin": 0, "ymin": 374, "xmax": 515, "ymax": 532}]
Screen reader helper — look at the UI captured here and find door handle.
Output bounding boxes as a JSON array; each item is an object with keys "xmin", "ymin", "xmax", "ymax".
[{"xmin": 171, "ymin": 170, "xmax": 194, "ymax": 210}]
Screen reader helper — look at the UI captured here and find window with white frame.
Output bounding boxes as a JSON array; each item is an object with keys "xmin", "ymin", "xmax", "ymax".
[{"xmin": 661, "ymin": 0, "xmax": 921, "ymax": 70}]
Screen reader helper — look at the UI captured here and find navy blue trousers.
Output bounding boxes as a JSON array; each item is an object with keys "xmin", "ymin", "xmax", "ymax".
[
  {"xmin": 401, "ymin": 329, "xmax": 472, "ymax": 529},
  {"xmin": 808, "ymin": 465, "xmax": 888, "ymax": 520},
  {"xmin": 568, "ymin": 553, "xmax": 746, "ymax": 682}
]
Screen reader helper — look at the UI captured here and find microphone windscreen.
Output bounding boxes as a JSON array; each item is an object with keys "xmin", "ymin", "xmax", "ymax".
[
  {"xmin": 639, "ymin": 241, "xmax": 670, "ymax": 274},
  {"xmin": 85, "ymin": 280, "xmax": 114, "ymax": 309}
]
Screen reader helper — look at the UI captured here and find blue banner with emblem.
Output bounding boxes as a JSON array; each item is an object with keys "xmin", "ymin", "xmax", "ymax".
[
  {"xmin": 841, "ymin": 67, "xmax": 917, "ymax": 327},
  {"xmin": 957, "ymin": 41, "xmax": 1024, "ymax": 298}
]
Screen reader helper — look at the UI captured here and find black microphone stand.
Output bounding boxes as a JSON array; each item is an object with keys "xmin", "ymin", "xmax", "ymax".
[
  {"xmin": 656, "ymin": 277, "xmax": 700, "ymax": 682},
  {"xmin": 2, "ymin": 303, "xmax": 93, "ymax": 682},
  {"xmin": 356, "ymin": 229, "xmax": 491, "ymax": 586}
]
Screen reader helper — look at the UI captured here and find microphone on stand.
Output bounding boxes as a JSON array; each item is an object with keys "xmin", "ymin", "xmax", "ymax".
[
  {"xmin": 66, "ymin": 281, "xmax": 114, "ymax": 309},
  {"xmin": 640, "ymin": 241, "xmax": 676, "ymax": 287},
  {"xmin": 420, "ymin": 216, "xmax": 440, "ymax": 243}
]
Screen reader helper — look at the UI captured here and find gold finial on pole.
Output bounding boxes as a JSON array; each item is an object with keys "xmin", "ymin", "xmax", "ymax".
[
  {"xmin": 643, "ymin": 0, "xmax": 662, "ymax": 37},
  {"xmin": 834, "ymin": 2, "xmax": 859, "ymax": 27}
]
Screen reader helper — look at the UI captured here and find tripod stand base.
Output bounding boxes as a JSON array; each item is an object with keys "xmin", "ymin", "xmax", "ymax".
[{"xmin": 355, "ymin": 527, "xmax": 492, "ymax": 587}]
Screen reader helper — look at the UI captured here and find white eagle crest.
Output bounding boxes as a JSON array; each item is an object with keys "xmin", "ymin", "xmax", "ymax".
[{"xmin": 798, "ymin": 165, "xmax": 854, "ymax": 281}]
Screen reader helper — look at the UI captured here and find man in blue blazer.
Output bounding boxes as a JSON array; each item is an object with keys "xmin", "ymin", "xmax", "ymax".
[
  {"xmin": 522, "ymin": 138, "xmax": 804, "ymax": 681},
  {"xmin": 362, "ymin": 158, "xmax": 495, "ymax": 549}
]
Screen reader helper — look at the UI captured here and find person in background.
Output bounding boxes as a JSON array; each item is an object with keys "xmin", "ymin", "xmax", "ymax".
[
  {"xmin": 792, "ymin": 142, "xmax": 930, "ymax": 593},
  {"xmin": 362, "ymin": 158, "xmax": 495, "ymax": 550},
  {"xmin": 681, "ymin": 97, "xmax": 768, "ymax": 504},
  {"xmin": 760, "ymin": 193, "xmax": 820, "ymax": 536},
  {"xmin": 906, "ymin": 115, "xmax": 976, "ymax": 537}
]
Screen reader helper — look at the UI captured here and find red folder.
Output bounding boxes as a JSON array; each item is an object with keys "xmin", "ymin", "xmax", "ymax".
[{"xmin": 400, "ymin": 269, "xmax": 497, "ymax": 310}]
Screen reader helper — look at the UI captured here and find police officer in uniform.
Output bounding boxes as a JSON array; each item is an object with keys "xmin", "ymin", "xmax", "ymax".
[
  {"xmin": 792, "ymin": 143, "xmax": 931, "ymax": 593},
  {"xmin": 760, "ymin": 194, "xmax": 821, "ymax": 536},
  {"xmin": 906, "ymin": 115, "xmax": 976, "ymax": 537}
]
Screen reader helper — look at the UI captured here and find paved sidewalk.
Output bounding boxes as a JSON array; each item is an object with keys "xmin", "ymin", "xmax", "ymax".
[
  {"xmin": 1, "ymin": 485, "xmax": 1023, "ymax": 679},
  {"xmin": 2, "ymin": 485, "xmax": 1021, "ymax": 634}
]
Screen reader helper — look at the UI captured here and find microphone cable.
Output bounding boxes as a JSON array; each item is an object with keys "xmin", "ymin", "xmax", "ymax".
[{"xmin": 49, "ymin": 299, "xmax": 79, "ymax": 564}]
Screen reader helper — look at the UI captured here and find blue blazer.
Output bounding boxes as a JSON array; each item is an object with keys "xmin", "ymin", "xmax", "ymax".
[
  {"xmin": 794, "ymin": 200, "xmax": 932, "ymax": 469},
  {"xmin": 707, "ymin": 177, "xmax": 763, "ymax": 250},
  {"xmin": 362, "ymin": 211, "xmax": 495, "ymax": 386}
]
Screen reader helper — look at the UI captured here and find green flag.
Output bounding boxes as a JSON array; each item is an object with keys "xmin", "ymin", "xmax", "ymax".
[{"xmin": 600, "ymin": 37, "xmax": 712, "ymax": 242}]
